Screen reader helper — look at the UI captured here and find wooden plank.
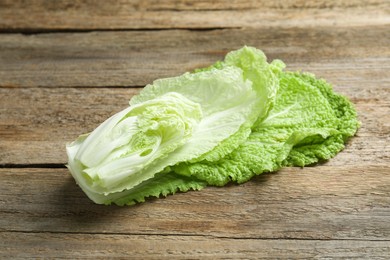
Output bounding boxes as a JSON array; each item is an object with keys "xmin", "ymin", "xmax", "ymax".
[
  {"xmin": 1, "ymin": 166, "xmax": 390, "ymax": 240},
  {"xmin": 0, "ymin": 26, "xmax": 389, "ymax": 87},
  {"xmin": 0, "ymin": 0, "xmax": 389, "ymax": 31},
  {"xmin": 1, "ymin": 232, "xmax": 390, "ymax": 259},
  {"xmin": 1, "ymin": 85, "xmax": 389, "ymax": 165}
]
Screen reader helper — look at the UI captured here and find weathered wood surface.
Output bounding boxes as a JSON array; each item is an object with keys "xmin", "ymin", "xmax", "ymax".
[
  {"xmin": 2, "ymin": 166, "xmax": 390, "ymax": 238},
  {"xmin": 0, "ymin": 27, "xmax": 389, "ymax": 88},
  {"xmin": 2, "ymin": 233, "xmax": 389, "ymax": 259},
  {"xmin": 1, "ymin": 0, "xmax": 390, "ymax": 258},
  {"xmin": 0, "ymin": 0, "xmax": 389, "ymax": 31}
]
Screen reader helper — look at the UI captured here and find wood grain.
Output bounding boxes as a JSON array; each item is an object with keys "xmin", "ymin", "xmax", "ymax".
[
  {"xmin": 0, "ymin": 0, "xmax": 389, "ymax": 31},
  {"xmin": 1, "ymin": 166, "xmax": 390, "ymax": 240},
  {"xmin": 0, "ymin": 26, "xmax": 389, "ymax": 88},
  {"xmin": 2, "ymin": 232, "xmax": 390, "ymax": 259}
]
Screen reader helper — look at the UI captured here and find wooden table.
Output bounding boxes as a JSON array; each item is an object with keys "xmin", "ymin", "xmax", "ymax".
[{"xmin": 1, "ymin": 1, "xmax": 389, "ymax": 258}]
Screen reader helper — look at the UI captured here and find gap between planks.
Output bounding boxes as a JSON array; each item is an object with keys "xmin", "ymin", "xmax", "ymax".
[
  {"xmin": 0, "ymin": 163, "xmax": 66, "ymax": 169},
  {"xmin": 1, "ymin": 230, "xmax": 390, "ymax": 242},
  {"xmin": 0, "ymin": 27, "xmax": 237, "ymax": 35}
]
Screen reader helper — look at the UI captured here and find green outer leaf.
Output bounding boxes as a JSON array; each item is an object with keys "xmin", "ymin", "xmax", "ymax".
[
  {"xmin": 111, "ymin": 171, "xmax": 207, "ymax": 206},
  {"xmin": 174, "ymin": 71, "xmax": 360, "ymax": 186},
  {"xmin": 283, "ymin": 72, "xmax": 360, "ymax": 166}
]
